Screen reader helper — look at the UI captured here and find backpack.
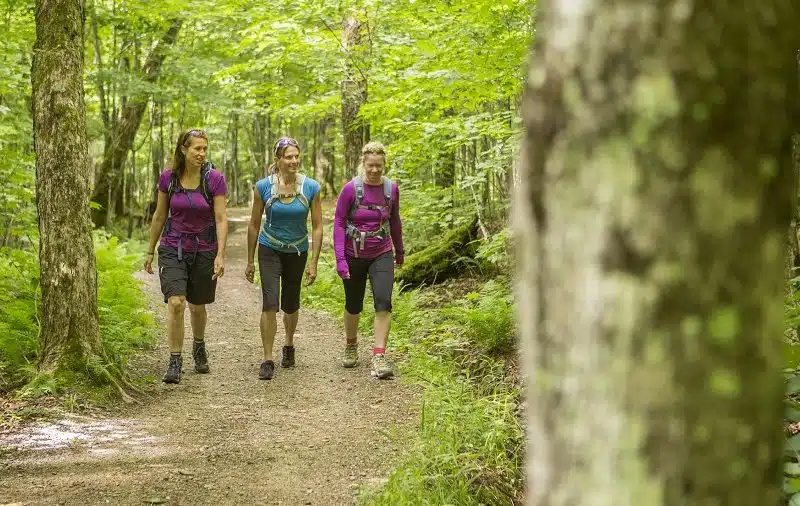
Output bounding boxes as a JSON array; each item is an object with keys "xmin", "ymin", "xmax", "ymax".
[
  {"xmin": 162, "ymin": 161, "xmax": 217, "ymax": 245},
  {"xmin": 261, "ymin": 173, "xmax": 309, "ymax": 254},
  {"xmin": 345, "ymin": 175, "xmax": 393, "ymax": 257}
]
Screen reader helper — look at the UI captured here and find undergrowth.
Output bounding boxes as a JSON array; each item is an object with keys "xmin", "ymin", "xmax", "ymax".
[
  {"xmin": 0, "ymin": 232, "xmax": 156, "ymax": 405},
  {"xmin": 301, "ymin": 249, "xmax": 523, "ymax": 505}
]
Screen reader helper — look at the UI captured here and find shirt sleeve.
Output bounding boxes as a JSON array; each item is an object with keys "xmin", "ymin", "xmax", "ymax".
[
  {"xmin": 210, "ymin": 170, "xmax": 228, "ymax": 197},
  {"xmin": 390, "ymin": 184, "xmax": 404, "ymax": 257},
  {"xmin": 333, "ymin": 182, "xmax": 355, "ymax": 263},
  {"xmin": 158, "ymin": 170, "xmax": 172, "ymax": 193}
]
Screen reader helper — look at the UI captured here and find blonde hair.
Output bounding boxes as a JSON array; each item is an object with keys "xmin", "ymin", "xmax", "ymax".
[{"xmin": 358, "ymin": 141, "xmax": 387, "ymax": 176}]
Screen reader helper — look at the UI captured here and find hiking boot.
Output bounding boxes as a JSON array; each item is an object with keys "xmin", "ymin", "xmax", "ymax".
[
  {"xmin": 342, "ymin": 342, "xmax": 358, "ymax": 368},
  {"xmin": 259, "ymin": 360, "xmax": 275, "ymax": 380},
  {"xmin": 371, "ymin": 354, "xmax": 393, "ymax": 379},
  {"xmin": 281, "ymin": 346, "xmax": 295, "ymax": 368},
  {"xmin": 163, "ymin": 355, "xmax": 182, "ymax": 384},
  {"xmin": 192, "ymin": 340, "xmax": 210, "ymax": 374}
]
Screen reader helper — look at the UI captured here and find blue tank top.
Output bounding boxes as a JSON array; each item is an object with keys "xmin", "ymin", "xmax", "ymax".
[{"xmin": 255, "ymin": 175, "xmax": 320, "ymax": 254}]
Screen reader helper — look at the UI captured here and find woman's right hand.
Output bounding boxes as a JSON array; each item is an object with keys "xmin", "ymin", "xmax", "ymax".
[
  {"xmin": 336, "ymin": 259, "xmax": 350, "ymax": 280},
  {"xmin": 144, "ymin": 253, "xmax": 154, "ymax": 274},
  {"xmin": 245, "ymin": 262, "xmax": 255, "ymax": 283}
]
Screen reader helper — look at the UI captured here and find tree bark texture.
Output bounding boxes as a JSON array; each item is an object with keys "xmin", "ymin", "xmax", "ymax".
[
  {"xmin": 32, "ymin": 0, "xmax": 103, "ymax": 371},
  {"xmin": 341, "ymin": 16, "xmax": 369, "ymax": 178},
  {"xmin": 514, "ymin": 2, "xmax": 799, "ymax": 505},
  {"xmin": 90, "ymin": 18, "xmax": 182, "ymax": 226}
]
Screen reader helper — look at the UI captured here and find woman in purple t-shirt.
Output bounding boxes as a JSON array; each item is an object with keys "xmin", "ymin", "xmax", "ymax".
[
  {"xmin": 333, "ymin": 141, "xmax": 404, "ymax": 379},
  {"xmin": 143, "ymin": 129, "xmax": 229, "ymax": 385}
]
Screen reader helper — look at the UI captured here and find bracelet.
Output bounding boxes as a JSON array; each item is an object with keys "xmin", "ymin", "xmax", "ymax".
[{"xmin": 147, "ymin": 252, "xmax": 154, "ymax": 256}]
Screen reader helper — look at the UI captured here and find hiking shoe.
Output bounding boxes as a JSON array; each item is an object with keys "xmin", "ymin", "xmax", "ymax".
[
  {"xmin": 371, "ymin": 354, "xmax": 393, "ymax": 379},
  {"xmin": 342, "ymin": 342, "xmax": 358, "ymax": 368},
  {"xmin": 163, "ymin": 355, "xmax": 182, "ymax": 384},
  {"xmin": 259, "ymin": 360, "xmax": 275, "ymax": 380},
  {"xmin": 281, "ymin": 346, "xmax": 295, "ymax": 368},
  {"xmin": 192, "ymin": 340, "xmax": 210, "ymax": 374}
]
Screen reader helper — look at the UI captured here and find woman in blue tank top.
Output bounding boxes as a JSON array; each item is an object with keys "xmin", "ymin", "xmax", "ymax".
[{"xmin": 245, "ymin": 137, "xmax": 322, "ymax": 380}]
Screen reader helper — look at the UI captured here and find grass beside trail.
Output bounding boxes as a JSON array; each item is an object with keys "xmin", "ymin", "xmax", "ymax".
[{"xmin": 302, "ymin": 250, "xmax": 523, "ymax": 505}]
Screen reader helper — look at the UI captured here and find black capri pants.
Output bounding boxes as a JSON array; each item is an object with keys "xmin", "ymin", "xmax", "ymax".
[
  {"xmin": 343, "ymin": 251, "xmax": 394, "ymax": 315},
  {"xmin": 258, "ymin": 243, "xmax": 308, "ymax": 314},
  {"xmin": 157, "ymin": 245, "xmax": 217, "ymax": 305}
]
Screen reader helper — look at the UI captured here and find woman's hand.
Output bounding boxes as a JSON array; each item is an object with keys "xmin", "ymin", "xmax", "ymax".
[
  {"xmin": 213, "ymin": 256, "xmax": 225, "ymax": 279},
  {"xmin": 305, "ymin": 262, "xmax": 318, "ymax": 285},
  {"xmin": 245, "ymin": 262, "xmax": 255, "ymax": 283},
  {"xmin": 144, "ymin": 253, "xmax": 154, "ymax": 274}
]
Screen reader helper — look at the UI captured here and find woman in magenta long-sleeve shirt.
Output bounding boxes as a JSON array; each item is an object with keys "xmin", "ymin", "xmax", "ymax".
[{"xmin": 333, "ymin": 141, "xmax": 404, "ymax": 379}]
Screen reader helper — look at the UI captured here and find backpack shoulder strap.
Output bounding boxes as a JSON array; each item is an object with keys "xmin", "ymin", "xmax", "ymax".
[
  {"xmin": 382, "ymin": 177, "xmax": 392, "ymax": 207},
  {"xmin": 200, "ymin": 162, "xmax": 214, "ymax": 208},
  {"xmin": 295, "ymin": 174, "xmax": 309, "ymax": 209},
  {"xmin": 349, "ymin": 176, "xmax": 363, "ymax": 220}
]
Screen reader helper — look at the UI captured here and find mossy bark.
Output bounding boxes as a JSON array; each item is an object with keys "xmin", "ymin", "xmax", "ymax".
[
  {"xmin": 341, "ymin": 15, "xmax": 369, "ymax": 178},
  {"xmin": 32, "ymin": 0, "xmax": 103, "ymax": 373},
  {"xmin": 514, "ymin": 1, "xmax": 799, "ymax": 505},
  {"xmin": 396, "ymin": 217, "xmax": 478, "ymax": 290}
]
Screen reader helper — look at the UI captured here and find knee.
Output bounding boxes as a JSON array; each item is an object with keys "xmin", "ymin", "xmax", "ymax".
[
  {"xmin": 188, "ymin": 304, "xmax": 206, "ymax": 316},
  {"xmin": 345, "ymin": 300, "xmax": 363, "ymax": 315},
  {"xmin": 373, "ymin": 291, "xmax": 392, "ymax": 313},
  {"xmin": 167, "ymin": 296, "xmax": 186, "ymax": 313}
]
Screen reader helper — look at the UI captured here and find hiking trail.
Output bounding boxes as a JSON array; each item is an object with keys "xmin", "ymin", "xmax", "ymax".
[{"xmin": 0, "ymin": 207, "xmax": 418, "ymax": 505}]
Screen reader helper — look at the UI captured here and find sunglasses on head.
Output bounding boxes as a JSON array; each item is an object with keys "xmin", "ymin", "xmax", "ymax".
[
  {"xmin": 183, "ymin": 129, "xmax": 207, "ymax": 143},
  {"xmin": 274, "ymin": 137, "xmax": 299, "ymax": 155}
]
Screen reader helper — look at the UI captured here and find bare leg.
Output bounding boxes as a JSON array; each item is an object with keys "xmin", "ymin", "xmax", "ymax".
[
  {"xmin": 188, "ymin": 303, "xmax": 207, "ymax": 341},
  {"xmin": 374, "ymin": 311, "xmax": 391, "ymax": 350},
  {"xmin": 283, "ymin": 311, "xmax": 299, "ymax": 346},
  {"xmin": 167, "ymin": 296, "xmax": 186, "ymax": 353},
  {"xmin": 344, "ymin": 310, "xmax": 360, "ymax": 343},
  {"xmin": 261, "ymin": 310, "xmax": 278, "ymax": 361}
]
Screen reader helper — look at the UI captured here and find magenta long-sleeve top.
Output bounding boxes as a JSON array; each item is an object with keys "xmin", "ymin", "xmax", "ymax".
[{"xmin": 333, "ymin": 179, "xmax": 405, "ymax": 269}]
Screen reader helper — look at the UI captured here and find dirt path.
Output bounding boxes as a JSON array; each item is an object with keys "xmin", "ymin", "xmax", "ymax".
[{"xmin": 0, "ymin": 208, "xmax": 417, "ymax": 505}]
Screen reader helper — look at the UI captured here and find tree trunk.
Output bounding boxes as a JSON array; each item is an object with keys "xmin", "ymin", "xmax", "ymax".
[
  {"xmin": 90, "ymin": 18, "xmax": 182, "ymax": 226},
  {"xmin": 514, "ymin": 2, "xmax": 799, "ymax": 506},
  {"xmin": 341, "ymin": 16, "xmax": 369, "ymax": 178},
  {"xmin": 32, "ymin": 0, "xmax": 103, "ymax": 371},
  {"xmin": 147, "ymin": 100, "xmax": 163, "ymax": 221},
  {"xmin": 231, "ymin": 112, "xmax": 239, "ymax": 204}
]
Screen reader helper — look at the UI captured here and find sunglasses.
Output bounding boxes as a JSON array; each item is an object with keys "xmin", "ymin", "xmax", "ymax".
[
  {"xmin": 183, "ymin": 129, "xmax": 208, "ymax": 144},
  {"xmin": 274, "ymin": 137, "xmax": 300, "ymax": 155}
]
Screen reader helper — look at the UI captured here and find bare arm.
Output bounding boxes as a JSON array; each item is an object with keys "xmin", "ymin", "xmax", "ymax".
[
  {"xmin": 143, "ymin": 191, "xmax": 168, "ymax": 273},
  {"xmin": 247, "ymin": 188, "xmax": 265, "ymax": 266},
  {"xmin": 310, "ymin": 193, "xmax": 323, "ymax": 266},
  {"xmin": 147, "ymin": 191, "xmax": 169, "ymax": 254},
  {"xmin": 213, "ymin": 194, "xmax": 228, "ymax": 257}
]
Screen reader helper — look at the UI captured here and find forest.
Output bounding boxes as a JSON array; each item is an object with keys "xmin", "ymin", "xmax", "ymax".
[{"xmin": 1, "ymin": 0, "xmax": 799, "ymax": 505}]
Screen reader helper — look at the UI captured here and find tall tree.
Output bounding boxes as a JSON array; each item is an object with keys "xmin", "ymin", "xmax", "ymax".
[
  {"xmin": 90, "ymin": 18, "xmax": 182, "ymax": 226},
  {"xmin": 515, "ymin": 2, "xmax": 799, "ymax": 505},
  {"xmin": 31, "ymin": 0, "xmax": 103, "ymax": 371},
  {"xmin": 341, "ymin": 14, "xmax": 369, "ymax": 177}
]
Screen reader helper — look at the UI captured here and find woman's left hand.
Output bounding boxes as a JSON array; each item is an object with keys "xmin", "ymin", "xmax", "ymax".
[
  {"xmin": 213, "ymin": 256, "xmax": 225, "ymax": 279},
  {"xmin": 305, "ymin": 263, "xmax": 317, "ymax": 286}
]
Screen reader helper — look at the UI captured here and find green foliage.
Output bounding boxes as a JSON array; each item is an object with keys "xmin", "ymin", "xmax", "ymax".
[
  {"xmin": 0, "ymin": 247, "xmax": 40, "ymax": 391},
  {"xmin": 0, "ymin": 235, "xmax": 156, "ymax": 400},
  {"xmin": 784, "ymin": 272, "xmax": 800, "ymax": 504},
  {"xmin": 95, "ymin": 233, "xmax": 157, "ymax": 369},
  {"xmin": 302, "ymin": 249, "xmax": 522, "ymax": 504}
]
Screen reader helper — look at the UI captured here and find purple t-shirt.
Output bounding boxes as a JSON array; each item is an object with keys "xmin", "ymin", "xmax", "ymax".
[
  {"xmin": 333, "ymin": 179, "xmax": 404, "ymax": 267},
  {"xmin": 158, "ymin": 168, "xmax": 227, "ymax": 252}
]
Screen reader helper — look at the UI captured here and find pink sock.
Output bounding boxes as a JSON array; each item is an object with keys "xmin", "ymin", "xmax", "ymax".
[{"xmin": 373, "ymin": 347, "xmax": 385, "ymax": 356}]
